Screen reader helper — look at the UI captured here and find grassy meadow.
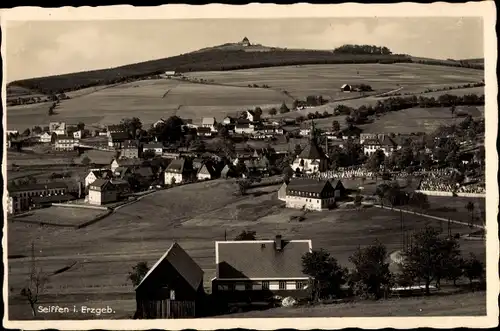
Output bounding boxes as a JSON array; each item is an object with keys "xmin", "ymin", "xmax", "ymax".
[
  {"xmin": 7, "ymin": 179, "xmax": 485, "ymax": 319},
  {"xmin": 7, "ymin": 63, "xmax": 484, "ymax": 132}
]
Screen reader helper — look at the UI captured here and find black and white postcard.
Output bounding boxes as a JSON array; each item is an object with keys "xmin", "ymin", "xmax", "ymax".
[{"xmin": 1, "ymin": 2, "xmax": 498, "ymax": 330}]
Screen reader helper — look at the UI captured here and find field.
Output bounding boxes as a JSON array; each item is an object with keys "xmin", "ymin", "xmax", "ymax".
[
  {"xmin": 7, "ymin": 179, "xmax": 485, "ymax": 319},
  {"xmin": 220, "ymin": 291, "xmax": 486, "ymax": 317},
  {"xmin": 7, "ymin": 63, "xmax": 484, "ymax": 131},
  {"xmin": 12, "ymin": 206, "xmax": 106, "ymax": 227}
]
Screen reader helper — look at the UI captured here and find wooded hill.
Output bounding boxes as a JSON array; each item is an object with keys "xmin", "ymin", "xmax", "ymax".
[{"xmin": 8, "ymin": 44, "xmax": 484, "ymax": 96}]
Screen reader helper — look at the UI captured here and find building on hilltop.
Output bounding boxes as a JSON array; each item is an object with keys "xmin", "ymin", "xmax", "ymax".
[
  {"xmin": 241, "ymin": 37, "xmax": 251, "ymax": 47},
  {"xmin": 212, "ymin": 235, "xmax": 312, "ymax": 304}
]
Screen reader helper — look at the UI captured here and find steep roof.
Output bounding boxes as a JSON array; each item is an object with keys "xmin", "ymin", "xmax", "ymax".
[
  {"xmin": 298, "ymin": 139, "xmax": 326, "ymax": 160},
  {"xmin": 166, "ymin": 158, "xmax": 185, "ymax": 173},
  {"xmin": 89, "ymin": 179, "xmax": 115, "ymax": 191},
  {"xmin": 110, "ymin": 131, "xmax": 130, "ymax": 141},
  {"xmin": 136, "ymin": 242, "xmax": 204, "ymax": 292},
  {"xmin": 89, "ymin": 169, "xmax": 113, "ymax": 180},
  {"xmin": 216, "ymin": 239, "xmax": 312, "ymax": 279},
  {"xmin": 287, "ymin": 178, "xmax": 333, "ymax": 194}
]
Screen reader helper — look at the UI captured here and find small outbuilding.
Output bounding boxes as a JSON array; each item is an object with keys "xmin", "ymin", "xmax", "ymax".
[
  {"xmin": 135, "ymin": 242, "xmax": 205, "ymax": 319},
  {"xmin": 340, "ymin": 84, "xmax": 352, "ymax": 92}
]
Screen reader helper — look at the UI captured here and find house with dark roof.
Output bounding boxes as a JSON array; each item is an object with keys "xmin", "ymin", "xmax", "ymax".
[
  {"xmin": 7, "ymin": 182, "xmax": 69, "ymax": 214},
  {"xmin": 212, "ymin": 235, "xmax": 312, "ymax": 303},
  {"xmin": 197, "ymin": 164, "xmax": 217, "ymax": 181},
  {"xmin": 291, "ymin": 136, "xmax": 328, "ymax": 174},
  {"xmin": 143, "ymin": 142, "xmax": 164, "ymax": 156},
  {"xmin": 111, "ymin": 158, "xmax": 144, "ymax": 172},
  {"xmin": 121, "ymin": 140, "xmax": 140, "ymax": 159},
  {"xmin": 244, "ymin": 109, "xmax": 261, "ymax": 123},
  {"xmin": 87, "ymin": 179, "xmax": 118, "ymax": 205},
  {"xmin": 285, "ymin": 178, "xmax": 336, "ymax": 211},
  {"xmin": 328, "ymin": 179, "xmax": 347, "ymax": 198},
  {"xmin": 341, "ymin": 84, "xmax": 352, "ymax": 92},
  {"xmin": 85, "ymin": 169, "xmax": 113, "ymax": 187},
  {"xmin": 108, "ymin": 131, "xmax": 130, "ymax": 149},
  {"xmin": 30, "ymin": 193, "xmax": 77, "ymax": 209},
  {"xmin": 135, "ymin": 242, "xmax": 205, "ymax": 319},
  {"xmin": 197, "ymin": 127, "xmax": 213, "ymax": 137},
  {"xmin": 164, "ymin": 158, "xmax": 188, "ymax": 185},
  {"xmin": 363, "ymin": 135, "xmax": 398, "ymax": 157}
]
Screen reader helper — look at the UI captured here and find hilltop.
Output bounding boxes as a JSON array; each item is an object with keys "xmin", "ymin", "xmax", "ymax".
[{"xmin": 7, "ymin": 39, "xmax": 483, "ymax": 97}]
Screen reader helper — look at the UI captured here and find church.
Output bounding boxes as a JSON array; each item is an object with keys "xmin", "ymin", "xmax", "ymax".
[{"xmin": 291, "ymin": 122, "xmax": 328, "ymax": 174}]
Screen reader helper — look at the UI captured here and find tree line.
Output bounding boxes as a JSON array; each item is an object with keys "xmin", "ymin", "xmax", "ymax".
[{"xmin": 333, "ymin": 44, "xmax": 392, "ymax": 55}]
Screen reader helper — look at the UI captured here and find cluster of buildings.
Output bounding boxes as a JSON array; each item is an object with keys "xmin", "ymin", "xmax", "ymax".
[{"xmin": 134, "ymin": 234, "xmax": 313, "ymax": 318}]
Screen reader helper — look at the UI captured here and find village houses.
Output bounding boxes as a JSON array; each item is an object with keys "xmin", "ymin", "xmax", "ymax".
[
  {"xmin": 363, "ymin": 135, "xmax": 398, "ymax": 157},
  {"xmin": 38, "ymin": 132, "xmax": 53, "ymax": 143},
  {"xmin": 212, "ymin": 235, "xmax": 312, "ymax": 303},
  {"xmin": 108, "ymin": 131, "xmax": 130, "ymax": 149},
  {"xmin": 201, "ymin": 117, "xmax": 217, "ymax": 132},
  {"xmin": 164, "ymin": 158, "xmax": 189, "ymax": 185}
]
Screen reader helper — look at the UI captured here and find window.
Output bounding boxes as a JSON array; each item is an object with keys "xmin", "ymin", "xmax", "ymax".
[
  {"xmin": 279, "ymin": 281, "xmax": 286, "ymax": 290},
  {"xmin": 296, "ymin": 281, "xmax": 306, "ymax": 290},
  {"xmin": 262, "ymin": 281, "xmax": 270, "ymax": 290}
]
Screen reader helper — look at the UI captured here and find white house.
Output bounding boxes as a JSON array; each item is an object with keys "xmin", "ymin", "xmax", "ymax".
[
  {"xmin": 235, "ymin": 124, "xmax": 255, "ymax": 134},
  {"xmin": 201, "ymin": 117, "xmax": 217, "ymax": 131},
  {"xmin": 197, "ymin": 164, "xmax": 215, "ymax": 181},
  {"xmin": 222, "ymin": 116, "xmax": 235, "ymax": 125},
  {"xmin": 285, "ymin": 179, "xmax": 336, "ymax": 211},
  {"xmin": 49, "ymin": 122, "xmax": 67, "ymax": 136},
  {"xmin": 363, "ymin": 135, "xmax": 398, "ymax": 157},
  {"xmin": 244, "ymin": 109, "xmax": 261, "ymax": 122},
  {"xmin": 54, "ymin": 136, "xmax": 79, "ymax": 151},
  {"xmin": 87, "ymin": 179, "xmax": 118, "ymax": 206},
  {"xmin": 164, "ymin": 158, "xmax": 187, "ymax": 185},
  {"xmin": 73, "ymin": 130, "xmax": 84, "ymax": 139},
  {"xmin": 39, "ymin": 132, "xmax": 52, "ymax": 143},
  {"xmin": 85, "ymin": 169, "xmax": 113, "ymax": 188},
  {"xmin": 142, "ymin": 142, "xmax": 164, "ymax": 156}
]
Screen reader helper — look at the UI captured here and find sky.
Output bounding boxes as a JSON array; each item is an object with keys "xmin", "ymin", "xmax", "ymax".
[{"xmin": 5, "ymin": 17, "xmax": 484, "ymax": 82}]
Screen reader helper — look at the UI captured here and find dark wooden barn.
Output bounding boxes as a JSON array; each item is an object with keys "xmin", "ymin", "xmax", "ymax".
[{"xmin": 134, "ymin": 242, "xmax": 205, "ymax": 319}]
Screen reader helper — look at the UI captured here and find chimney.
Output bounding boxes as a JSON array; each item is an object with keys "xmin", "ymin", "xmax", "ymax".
[{"xmin": 275, "ymin": 235, "xmax": 283, "ymax": 251}]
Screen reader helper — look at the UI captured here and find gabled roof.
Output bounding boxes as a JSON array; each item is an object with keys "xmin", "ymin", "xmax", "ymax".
[
  {"xmin": 380, "ymin": 135, "xmax": 398, "ymax": 147},
  {"xmin": 197, "ymin": 164, "xmax": 216, "ymax": 176},
  {"xmin": 89, "ymin": 179, "xmax": 115, "ymax": 191},
  {"xmin": 216, "ymin": 239, "xmax": 312, "ymax": 279},
  {"xmin": 298, "ymin": 139, "xmax": 326, "ymax": 160},
  {"xmin": 143, "ymin": 142, "xmax": 164, "ymax": 149},
  {"xmin": 287, "ymin": 178, "xmax": 333, "ymax": 194},
  {"xmin": 166, "ymin": 158, "xmax": 185, "ymax": 173},
  {"xmin": 89, "ymin": 169, "xmax": 113, "ymax": 179},
  {"xmin": 110, "ymin": 131, "xmax": 130, "ymax": 141},
  {"xmin": 136, "ymin": 242, "xmax": 204, "ymax": 292}
]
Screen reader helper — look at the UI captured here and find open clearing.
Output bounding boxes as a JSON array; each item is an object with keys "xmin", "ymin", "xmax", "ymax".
[
  {"xmin": 7, "ymin": 63, "xmax": 483, "ymax": 131},
  {"xmin": 12, "ymin": 207, "xmax": 105, "ymax": 228},
  {"xmin": 8, "ymin": 179, "xmax": 485, "ymax": 319}
]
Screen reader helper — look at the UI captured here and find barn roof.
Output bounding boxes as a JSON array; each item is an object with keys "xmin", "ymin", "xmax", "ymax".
[
  {"xmin": 136, "ymin": 242, "xmax": 204, "ymax": 292},
  {"xmin": 215, "ymin": 238, "xmax": 312, "ymax": 279},
  {"xmin": 287, "ymin": 178, "xmax": 333, "ymax": 194},
  {"xmin": 166, "ymin": 158, "xmax": 185, "ymax": 173},
  {"xmin": 8, "ymin": 182, "xmax": 68, "ymax": 193}
]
